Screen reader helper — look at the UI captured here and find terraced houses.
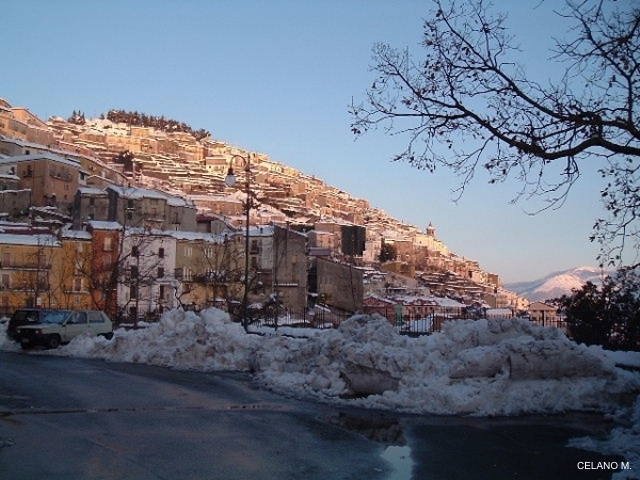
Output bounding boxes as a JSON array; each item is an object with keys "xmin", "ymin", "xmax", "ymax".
[{"xmin": 0, "ymin": 97, "xmax": 521, "ymax": 324}]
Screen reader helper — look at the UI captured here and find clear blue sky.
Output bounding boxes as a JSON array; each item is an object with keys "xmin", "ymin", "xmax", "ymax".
[{"xmin": 2, "ymin": 0, "xmax": 607, "ymax": 283}]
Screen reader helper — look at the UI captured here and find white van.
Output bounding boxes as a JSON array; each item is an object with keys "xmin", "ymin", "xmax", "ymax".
[{"xmin": 14, "ymin": 309, "xmax": 113, "ymax": 349}]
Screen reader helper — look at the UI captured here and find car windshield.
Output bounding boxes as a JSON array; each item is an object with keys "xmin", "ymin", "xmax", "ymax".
[
  {"xmin": 11, "ymin": 311, "xmax": 38, "ymax": 323},
  {"xmin": 40, "ymin": 310, "xmax": 72, "ymax": 324}
]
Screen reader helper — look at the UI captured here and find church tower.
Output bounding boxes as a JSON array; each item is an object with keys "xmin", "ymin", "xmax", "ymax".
[{"xmin": 426, "ymin": 222, "xmax": 436, "ymax": 237}]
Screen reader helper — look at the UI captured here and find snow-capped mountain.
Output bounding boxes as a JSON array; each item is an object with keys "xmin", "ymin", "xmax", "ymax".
[{"xmin": 505, "ymin": 266, "xmax": 608, "ymax": 302}]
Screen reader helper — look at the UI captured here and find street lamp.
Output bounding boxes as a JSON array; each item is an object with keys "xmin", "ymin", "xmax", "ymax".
[{"xmin": 225, "ymin": 154, "xmax": 252, "ymax": 331}]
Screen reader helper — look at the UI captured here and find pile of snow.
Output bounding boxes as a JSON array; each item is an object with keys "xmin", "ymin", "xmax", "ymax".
[
  {"xmin": 0, "ymin": 319, "xmax": 18, "ymax": 353},
  {"xmin": 61, "ymin": 309, "xmax": 259, "ymax": 371},
  {"xmin": 2, "ymin": 308, "xmax": 639, "ymax": 476},
  {"xmin": 3, "ymin": 308, "xmax": 636, "ymax": 417}
]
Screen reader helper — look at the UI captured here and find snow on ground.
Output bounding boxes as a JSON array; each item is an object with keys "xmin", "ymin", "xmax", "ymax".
[{"xmin": 1, "ymin": 309, "xmax": 639, "ymax": 476}]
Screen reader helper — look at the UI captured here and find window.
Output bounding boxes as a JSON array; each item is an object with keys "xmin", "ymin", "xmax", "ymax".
[
  {"xmin": 103, "ymin": 254, "xmax": 112, "ymax": 269},
  {"xmin": 89, "ymin": 198, "xmax": 95, "ymax": 206},
  {"xmin": 206, "ymin": 268, "xmax": 217, "ymax": 282},
  {"xmin": 130, "ymin": 266, "xmax": 139, "ymax": 278},
  {"xmin": 158, "ymin": 247, "xmax": 165, "ymax": 258},
  {"xmin": 68, "ymin": 312, "xmax": 86, "ymax": 324},
  {"xmin": 183, "ymin": 267, "xmax": 192, "ymax": 281},
  {"xmin": 159, "ymin": 285, "xmax": 165, "ymax": 300},
  {"xmin": 88, "ymin": 311, "xmax": 107, "ymax": 323},
  {"xmin": 73, "ymin": 277, "xmax": 82, "ymax": 291},
  {"xmin": 103, "ymin": 237, "xmax": 112, "ymax": 251},
  {"xmin": 184, "ymin": 246, "xmax": 192, "ymax": 257},
  {"xmin": 203, "ymin": 248, "xmax": 212, "ymax": 258},
  {"xmin": 157, "ymin": 267, "xmax": 164, "ymax": 278},
  {"xmin": 127, "ymin": 199, "xmax": 134, "ymax": 209},
  {"xmin": 130, "ymin": 285, "xmax": 138, "ymax": 299},
  {"xmin": 131, "ymin": 245, "xmax": 139, "ymax": 257}
]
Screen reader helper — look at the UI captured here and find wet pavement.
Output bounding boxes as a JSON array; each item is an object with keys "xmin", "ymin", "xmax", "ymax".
[
  {"xmin": 0, "ymin": 351, "xmax": 629, "ymax": 479},
  {"xmin": 324, "ymin": 410, "xmax": 626, "ymax": 479}
]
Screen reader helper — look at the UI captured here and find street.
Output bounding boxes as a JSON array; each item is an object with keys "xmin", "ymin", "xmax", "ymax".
[{"xmin": 0, "ymin": 351, "xmax": 627, "ymax": 480}]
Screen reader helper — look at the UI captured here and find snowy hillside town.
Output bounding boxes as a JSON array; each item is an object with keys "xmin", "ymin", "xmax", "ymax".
[
  {"xmin": 0, "ymin": 97, "xmax": 545, "ymax": 331},
  {"xmin": 1, "ymin": 98, "xmax": 640, "ymax": 476}
]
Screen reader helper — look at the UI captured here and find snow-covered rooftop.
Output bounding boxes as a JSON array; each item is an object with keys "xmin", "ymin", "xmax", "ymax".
[
  {"xmin": 0, "ymin": 152, "xmax": 81, "ymax": 169},
  {"xmin": 88, "ymin": 220, "xmax": 122, "ymax": 231},
  {"xmin": 0, "ymin": 233, "xmax": 60, "ymax": 247}
]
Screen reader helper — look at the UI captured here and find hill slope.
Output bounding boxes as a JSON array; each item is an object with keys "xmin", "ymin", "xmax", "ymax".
[{"xmin": 505, "ymin": 266, "xmax": 607, "ymax": 302}]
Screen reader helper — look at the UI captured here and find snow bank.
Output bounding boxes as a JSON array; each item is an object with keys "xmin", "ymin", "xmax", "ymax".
[
  {"xmin": 252, "ymin": 314, "xmax": 640, "ymax": 416},
  {"xmin": 0, "ymin": 318, "xmax": 19, "ymax": 352},
  {"xmin": 2, "ymin": 309, "xmax": 638, "ymax": 470},
  {"xmin": 60, "ymin": 309, "xmax": 260, "ymax": 371},
  {"xmin": 3, "ymin": 308, "xmax": 633, "ymax": 418}
]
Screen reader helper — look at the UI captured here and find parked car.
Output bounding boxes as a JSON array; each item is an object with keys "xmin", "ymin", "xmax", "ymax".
[
  {"xmin": 11, "ymin": 309, "xmax": 113, "ymax": 349},
  {"xmin": 6, "ymin": 308, "xmax": 67, "ymax": 341}
]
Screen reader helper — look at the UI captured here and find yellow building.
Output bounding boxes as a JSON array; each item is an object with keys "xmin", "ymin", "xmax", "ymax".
[
  {"xmin": 54, "ymin": 230, "xmax": 94, "ymax": 310},
  {"xmin": 0, "ymin": 228, "xmax": 98, "ymax": 316},
  {"xmin": 0, "ymin": 231, "xmax": 61, "ymax": 315}
]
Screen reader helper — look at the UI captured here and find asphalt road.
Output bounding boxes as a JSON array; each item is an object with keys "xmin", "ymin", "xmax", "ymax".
[{"xmin": 0, "ymin": 351, "xmax": 627, "ymax": 480}]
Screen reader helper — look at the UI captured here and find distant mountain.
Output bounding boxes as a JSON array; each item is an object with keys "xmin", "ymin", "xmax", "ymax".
[{"xmin": 505, "ymin": 266, "xmax": 608, "ymax": 302}]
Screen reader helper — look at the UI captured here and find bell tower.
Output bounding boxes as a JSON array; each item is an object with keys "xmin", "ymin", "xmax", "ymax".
[{"xmin": 426, "ymin": 222, "xmax": 436, "ymax": 237}]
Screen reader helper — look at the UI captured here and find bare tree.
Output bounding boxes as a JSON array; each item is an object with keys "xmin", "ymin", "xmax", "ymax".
[
  {"xmin": 351, "ymin": 0, "xmax": 640, "ymax": 266},
  {"xmin": 177, "ymin": 235, "xmax": 245, "ymax": 312},
  {"xmin": 119, "ymin": 228, "xmax": 168, "ymax": 320},
  {"xmin": 11, "ymin": 235, "xmax": 57, "ymax": 308},
  {"xmin": 50, "ymin": 234, "xmax": 94, "ymax": 310},
  {"xmin": 84, "ymin": 187, "xmax": 171, "ymax": 322}
]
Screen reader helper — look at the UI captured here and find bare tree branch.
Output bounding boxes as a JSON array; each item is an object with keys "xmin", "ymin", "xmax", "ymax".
[{"xmin": 351, "ymin": 0, "xmax": 640, "ymax": 265}]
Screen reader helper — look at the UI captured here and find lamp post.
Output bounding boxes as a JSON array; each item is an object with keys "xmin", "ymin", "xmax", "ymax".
[{"xmin": 225, "ymin": 154, "xmax": 252, "ymax": 331}]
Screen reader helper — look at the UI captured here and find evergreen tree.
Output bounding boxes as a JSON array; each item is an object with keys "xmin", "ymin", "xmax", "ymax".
[
  {"xmin": 559, "ymin": 265, "xmax": 640, "ymax": 351},
  {"xmin": 379, "ymin": 241, "xmax": 397, "ymax": 263},
  {"xmin": 100, "ymin": 109, "xmax": 210, "ymax": 140}
]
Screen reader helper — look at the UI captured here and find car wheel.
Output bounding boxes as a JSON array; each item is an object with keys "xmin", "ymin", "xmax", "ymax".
[
  {"xmin": 102, "ymin": 332, "xmax": 114, "ymax": 340},
  {"xmin": 47, "ymin": 334, "xmax": 61, "ymax": 349}
]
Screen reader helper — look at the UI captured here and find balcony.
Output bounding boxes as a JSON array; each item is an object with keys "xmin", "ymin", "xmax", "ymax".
[
  {"xmin": 49, "ymin": 171, "xmax": 72, "ymax": 182},
  {"xmin": 0, "ymin": 262, "xmax": 49, "ymax": 271}
]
